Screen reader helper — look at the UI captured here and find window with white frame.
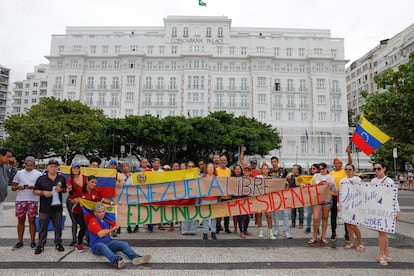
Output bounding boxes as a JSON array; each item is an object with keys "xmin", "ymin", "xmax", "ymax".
[
  {"xmin": 274, "ymin": 47, "xmax": 280, "ymax": 56},
  {"xmin": 229, "ymin": 78, "xmax": 236, "ymax": 90},
  {"xmin": 317, "ymin": 95, "xmax": 326, "ymax": 104},
  {"xmin": 55, "ymin": 77, "xmax": 62, "ymax": 88},
  {"xmin": 218, "ymin": 27, "xmax": 223, "ymax": 37},
  {"xmin": 217, "ymin": 46, "xmax": 223, "ymax": 55},
  {"xmin": 318, "ymin": 112, "xmax": 327, "ymax": 120},
  {"xmin": 229, "ymin": 61, "xmax": 235, "ymax": 71},
  {"xmin": 331, "ymin": 49, "xmax": 337, "ymax": 57},
  {"xmin": 301, "ymin": 112, "xmax": 307, "ymax": 121},
  {"xmin": 126, "ymin": 92, "xmax": 134, "ymax": 101},
  {"xmin": 286, "ymin": 48, "xmax": 292, "ymax": 56},
  {"xmin": 98, "ymin": 92, "xmax": 105, "ymax": 105},
  {"xmin": 67, "ymin": 92, "xmax": 75, "ymax": 100},
  {"xmin": 314, "ymin": 48, "xmax": 322, "ymax": 55},
  {"xmin": 159, "ymin": 46, "xmax": 165, "ymax": 54},
  {"xmin": 272, "ymin": 94, "xmax": 282, "ymax": 108},
  {"xmin": 172, "ymin": 27, "xmax": 177, "ymax": 37},
  {"xmin": 257, "ymin": 47, "xmax": 264, "ymax": 53},
  {"xmin": 157, "ymin": 77, "xmax": 164, "ymax": 89},
  {"xmin": 257, "ymin": 61, "xmax": 265, "ymax": 70},
  {"xmin": 216, "ymin": 78, "xmax": 223, "ymax": 90},
  {"xmin": 206, "ymin": 27, "xmax": 211, "ymax": 37},
  {"xmin": 89, "ymin": 61, "xmax": 95, "ymax": 69},
  {"xmin": 299, "ymin": 79, "xmax": 306, "ymax": 91},
  {"xmin": 229, "ymin": 47, "xmax": 235, "ymax": 55},
  {"xmin": 287, "ymin": 79, "xmax": 294, "ymax": 91},
  {"xmin": 73, "ymin": 45, "xmax": 81, "ymax": 52},
  {"xmin": 334, "ymin": 137, "xmax": 342, "ymax": 155},
  {"xmin": 57, "ymin": 60, "xmax": 63, "ymax": 70},
  {"xmin": 99, "ymin": 77, "xmax": 106, "ymax": 89},
  {"xmin": 145, "ymin": 77, "xmax": 152, "ymax": 89},
  {"xmin": 112, "ymin": 77, "xmax": 119, "ymax": 89},
  {"xmin": 115, "ymin": 45, "xmax": 121, "ymax": 54},
  {"xmin": 258, "ymin": 111, "xmax": 266, "ymax": 120},
  {"xmin": 86, "ymin": 77, "xmax": 94, "ymax": 89},
  {"xmin": 241, "ymin": 62, "xmax": 247, "ymax": 71},
  {"xmin": 101, "ymin": 61, "xmax": 107, "ymax": 70},
  {"xmin": 169, "ymin": 77, "xmax": 176, "ymax": 89},
  {"xmin": 58, "ymin": 45, "xmax": 64, "ymax": 54},
  {"xmin": 155, "ymin": 93, "xmax": 163, "ymax": 106},
  {"xmin": 288, "ymin": 112, "xmax": 294, "ymax": 121},
  {"xmin": 287, "ymin": 64, "xmax": 292, "ymax": 72},
  {"xmin": 102, "ymin": 45, "xmax": 109, "ymax": 54},
  {"xmin": 127, "ymin": 75, "xmax": 136, "ymax": 85},
  {"xmin": 257, "ymin": 77, "xmax": 266, "ymax": 87},
  {"xmin": 70, "ymin": 59, "xmax": 78, "ymax": 68},
  {"xmin": 144, "ymin": 93, "xmax": 151, "ymax": 106},
  {"xmin": 183, "ymin": 27, "xmax": 189, "ymax": 37},
  {"xmin": 216, "ymin": 94, "xmax": 223, "ymax": 107},
  {"xmin": 130, "ymin": 45, "xmax": 138, "ymax": 52},
  {"xmin": 147, "ymin": 45, "xmax": 153, "ymax": 54},
  {"xmin": 240, "ymin": 95, "xmax": 248, "ymax": 107},
  {"xmin": 275, "ymin": 112, "xmax": 281, "ymax": 120},
  {"xmin": 299, "ymin": 48, "xmax": 305, "ymax": 56},
  {"xmin": 316, "ymin": 63, "xmax": 323, "ymax": 72},
  {"xmin": 241, "ymin": 78, "xmax": 248, "ymax": 90},
  {"xmin": 287, "ymin": 95, "xmax": 295, "ymax": 108},
  {"xmin": 241, "ymin": 47, "xmax": 247, "ymax": 55},
  {"xmin": 110, "ymin": 93, "xmax": 118, "ymax": 105},
  {"xmin": 300, "ymin": 136, "xmax": 308, "ymax": 154},
  {"xmin": 299, "ymin": 64, "xmax": 305, "ymax": 72},
  {"xmin": 300, "ymin": 95, "xmax": 308, "ymax": 108},
  {"xmin": 68, "ymin": 75, "xmax": 77, "ymax": 85},
  {"xmin": 114, "ymin": 61, "xmax": 120, "ymax": 70},
  {"xmin": 316, "ymin": 78, "xmax": 325, "ymax": 88},
  {"xmin": 125, "ymin": 109, "xmax": 133, "ymax": 116},
  {"xmin": 274, "ymin": 63, "xmax": 280, "ymax": 72},
  {"xmin": 85, "ymin": 92, "xmax": 93, "ymax": 105},
  {"xmin": 158, "ymin": 61, "xmax": 164, "ymax": 70},
  {"xmin": 217, "ymin": 61, "xmax": 223, "ymax": 71},
  {"xmin": 258, "ymin": 93, "xmax": 266, "ymax": 104},
  {"xmin": 318, "ymin": 136, "xmax": 326, "ymax": 155},
  {"xmin": 171, "ymin": 46, "xmax": 177, "ymax": 54},
  {"xmin": 168, "ymin": 93, "xmax": 176, "ymax": 106},
  {"xmin": 229, "ymin": 94, "xmax": 236, "ymax": 107}
]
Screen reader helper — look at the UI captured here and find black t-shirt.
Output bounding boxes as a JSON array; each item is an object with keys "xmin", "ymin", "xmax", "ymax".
[{"xmin": 34, "ymin": 173, "xmax": 67, "ymax": 214}]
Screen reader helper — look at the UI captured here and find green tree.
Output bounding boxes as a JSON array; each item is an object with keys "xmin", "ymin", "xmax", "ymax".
[
  {"xmin": 362, "ymin": 52, "xmax": 414, "ymax": 169},
  {"xmin": 4, "ymin": 97, "xmax": 106, "ymax": 164}
]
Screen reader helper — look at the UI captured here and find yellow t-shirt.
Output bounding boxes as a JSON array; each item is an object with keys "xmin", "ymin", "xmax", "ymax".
[
  {"xmin": 215, "ymin": 167, "xmax": 231, "ymax": 199},
  {"xmin": 329, "ymin": 169, "xmax": 346, "ymax": 196}
]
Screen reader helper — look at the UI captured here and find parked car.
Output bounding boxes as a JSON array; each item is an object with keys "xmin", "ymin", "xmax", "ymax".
[{"xmin": 360, "ymin": 172, "xmax": 377, "ymax": 182}]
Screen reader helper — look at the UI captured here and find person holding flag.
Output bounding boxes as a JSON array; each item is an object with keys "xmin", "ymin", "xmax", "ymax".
[{"xmin": 88, "ymin": 203, "xmax": 151, "ymax": 269}]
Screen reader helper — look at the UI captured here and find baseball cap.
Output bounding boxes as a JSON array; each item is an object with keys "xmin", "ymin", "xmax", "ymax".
[
  {"xmin": 109, "ymin": 159, "xmax": 117, "ymax": 165},
  {"xmin": 333, "ymin": 157, "xmax": 343, "ymax": 163},
  {"xmin": 71, "ymin": 162, "xmax": 81, "ymax": 168},
  {"xmin": 24, "ymin": 156, "xmax": 35, "ymax": 164},
  {"xmin": 48, "ymin": 159, "xmax": 59, "ymax": 166},
  {"xmin": 243, "ymin": 165, "xmax": 252, "ymax": 170}
]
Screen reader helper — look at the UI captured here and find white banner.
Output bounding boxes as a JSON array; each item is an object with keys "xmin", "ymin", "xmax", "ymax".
[{"xmin": 339, "ymin": 182, "xmax": 399, "ymax": 234}]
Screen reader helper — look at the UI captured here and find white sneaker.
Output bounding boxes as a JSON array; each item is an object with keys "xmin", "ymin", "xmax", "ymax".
[
  {"xmin": 268, "ymin": 229, "xmax": 276, "ymax": 240},
  {"xmin": 284, "ymin": 231, "xmax": 293, "ymax": 239},
  {"xmin": 273, "ymin": 230, "xmax": 279, "ymax": 237},
  {"xmin": 258, "ymin": 228, "xmax": 264, "ymax": 238},
  {"xmin": 132, "ymin": 255, "xmax": 151, "ymax": 265}
]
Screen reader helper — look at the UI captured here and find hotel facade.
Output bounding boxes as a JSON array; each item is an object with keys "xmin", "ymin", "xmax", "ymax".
[{"xmin": 12, "ymin": 16, "xmax": 351, "ymax": 168}]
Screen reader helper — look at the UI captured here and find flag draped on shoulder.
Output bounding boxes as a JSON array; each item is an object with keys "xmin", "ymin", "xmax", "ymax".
[
  {"xmin": 351, "ymin": 115, "xmax": 391, "ymax": 155},
  {"xmin": 199, "ymin": 0, "xmax": 207, "ymax": 7}
]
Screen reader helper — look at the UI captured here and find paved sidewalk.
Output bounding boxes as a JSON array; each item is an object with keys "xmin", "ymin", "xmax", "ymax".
[{"xmin": 1, "ymin": 190, "xmax": 413, "ymax": 275}]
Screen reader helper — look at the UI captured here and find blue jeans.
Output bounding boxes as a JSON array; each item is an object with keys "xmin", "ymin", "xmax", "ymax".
[
  {"xmin": 306, "ymin": 206, "xmax": 313, "ymax": 229},
  {"xmin": 200, "ymin": 199, "xmax": 217, "ymax": 234},
  {"xmin": 92, "ymin": 240, "xmax": 138, "ymax": 264},
  {"xmin": 272, "ymin": 210, "xmax": 289, "ymax": 233}
]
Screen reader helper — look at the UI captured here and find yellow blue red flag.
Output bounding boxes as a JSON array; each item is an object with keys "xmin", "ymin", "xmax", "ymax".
[{"xmin": 351, "ymin": 115, "xmax": 391, "ymax": 155}]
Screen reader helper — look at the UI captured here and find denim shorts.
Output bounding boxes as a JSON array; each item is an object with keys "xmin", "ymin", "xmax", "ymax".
[{"xmin": 320, "ymin": 199, "xmax": 332, "ymax": 206}]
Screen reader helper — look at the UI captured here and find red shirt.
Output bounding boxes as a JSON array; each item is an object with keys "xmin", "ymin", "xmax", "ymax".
[{"xmin": 67, "ymin": 176, "xmax": 87, "ymax": 214}]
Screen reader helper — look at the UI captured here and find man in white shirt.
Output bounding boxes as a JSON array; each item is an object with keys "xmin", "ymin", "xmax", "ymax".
[{"xmin": 11, "ymin": 156, "xmax": 42, "ymax": 250}]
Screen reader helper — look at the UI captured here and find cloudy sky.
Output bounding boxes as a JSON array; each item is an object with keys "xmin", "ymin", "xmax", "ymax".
[{"xmin": 1, "ymin": 0, "xmax": 413, "ymax": 83}]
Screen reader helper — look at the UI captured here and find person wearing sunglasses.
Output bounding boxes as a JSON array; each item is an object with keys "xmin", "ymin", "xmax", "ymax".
[
  {"xmin": 370, "ymin": 162, "xmax": 401, "ymax": 266},
  {"xmin": 339, "ymin": 164, "xmax": 364, "ymax": 252},
  {"xmin": 308, "ymin": 163, "xmax": 336, "ymax": 245}
]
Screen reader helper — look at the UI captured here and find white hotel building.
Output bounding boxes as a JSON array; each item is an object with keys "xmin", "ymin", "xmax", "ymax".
[{"xmin": 18, "ymin": 16, "xmax": 351, "ymax": 168}]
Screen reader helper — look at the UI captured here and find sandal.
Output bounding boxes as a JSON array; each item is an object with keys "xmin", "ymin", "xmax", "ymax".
[
  {"xmin": 356, "ymin": 245, "xmax": 365, "ymax": 252},
  {"xmin": 345, "ymin": 243, "xmax": 355, "ymax": 249},
  {"xmin": 321, "ymin": 239, "xmax": 329, "ymax": 245},
  {"xmin": 379, "ymin": 257, "xmax": 388, "ymax": 266},
  {"xmin": 308, "ymin": 238, "xmax": 318, "ymax": 244}
]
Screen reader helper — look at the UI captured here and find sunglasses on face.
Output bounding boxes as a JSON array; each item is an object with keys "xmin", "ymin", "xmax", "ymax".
[
  {"xmin": 345, "ymin": 168, "xmax": 353, "ymax": 171},
  {"xmin": 319, "ymin": 167, "xmax": 327, "ymax": 170},
  {"xmin": 373, "ymin": 167, "xmax": 382, "ymax": 171}
]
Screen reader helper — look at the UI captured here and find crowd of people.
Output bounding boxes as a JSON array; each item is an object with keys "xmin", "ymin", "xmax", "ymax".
[{"xmin": 0, "ymin": 145, "xmax": 401, "ymax": 268}]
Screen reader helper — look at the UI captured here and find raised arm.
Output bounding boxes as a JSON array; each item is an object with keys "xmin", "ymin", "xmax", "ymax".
[
  {"xmin": 239, "ymin": 146, "xmax": 248, "ymax": 167},
  {"xmin": 346, "ymin": 145, "xmax": 352, "ymax": 165}
]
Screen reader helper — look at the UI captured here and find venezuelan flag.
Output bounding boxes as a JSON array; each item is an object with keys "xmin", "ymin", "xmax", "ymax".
[
  {"xmin": 60, "ymin": 166, "xmax": 117, "ymax": 197},
  {"xmin": 351, "ymin": 115, "xmax": 391, "ymax": 155},
  {"xmin": 131, "ymin": 168, "xmax": 199, "ymax": 185},
  {"xmin": 79, "ymin": 198, "xmax": 116, "ymax": 224}
]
